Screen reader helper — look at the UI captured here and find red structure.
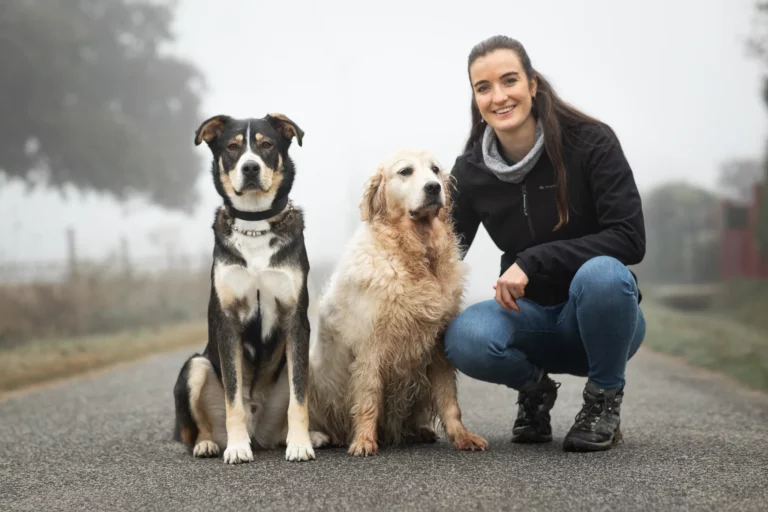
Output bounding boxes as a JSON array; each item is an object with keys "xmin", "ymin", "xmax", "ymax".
[{"xmin": 720, "ymin": 182, "xmax": 768, "ymax": 280}]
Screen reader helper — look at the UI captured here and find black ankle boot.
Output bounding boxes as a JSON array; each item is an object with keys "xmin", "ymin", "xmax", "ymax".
[
  {"xmin": 563, "ymin": 380, "xmax": 623, "ymax": 452},
  {"xmin": 511, "ymin": 374, "xmax": 560, "ymax": 443}
]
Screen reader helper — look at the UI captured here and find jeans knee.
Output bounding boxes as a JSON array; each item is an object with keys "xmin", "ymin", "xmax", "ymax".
[
  {"xmin": 571, "ymin": 256, "xmax": 637, "ymax": 300},
  {"xmin": 444, "ymin": 301, "xmax": 506, "ymax": 373},
  {"xmin": 443, "ymin": 319, "xmax": 464, "ymax": 367}
]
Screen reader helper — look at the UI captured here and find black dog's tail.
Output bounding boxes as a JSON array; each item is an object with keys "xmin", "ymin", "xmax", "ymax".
[{"xmin": 172, "ymin": 354, "xmax": 201, "ymax": 451}]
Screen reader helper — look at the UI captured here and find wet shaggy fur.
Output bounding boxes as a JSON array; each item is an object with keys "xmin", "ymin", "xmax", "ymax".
[{"xmin": 307, "ymin": 149, "xmax": 488, "ymax": 456}]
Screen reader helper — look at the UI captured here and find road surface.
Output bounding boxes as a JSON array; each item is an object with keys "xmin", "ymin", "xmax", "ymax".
[{"xmin": 1, "ymin": 346, "xmax": 767, "ymax": 511}]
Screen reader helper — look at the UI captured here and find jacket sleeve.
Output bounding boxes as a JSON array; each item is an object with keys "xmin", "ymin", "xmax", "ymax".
[
  {"xmin": 449, "ymin": 160, "xmax": 481, "ymax": 260},
  {"xmin": 515, "ymin": 128, "xmax": 646, "ymax": 281}
]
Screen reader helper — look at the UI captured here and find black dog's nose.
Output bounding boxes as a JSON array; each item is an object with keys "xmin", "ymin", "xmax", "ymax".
[
  {"xmin": 241, "ymin": 162, "xmax": 260, "ymax": 175},
  {"xmin": 424, "ymin": 181, "xmax": 441, "ymax": 195}
]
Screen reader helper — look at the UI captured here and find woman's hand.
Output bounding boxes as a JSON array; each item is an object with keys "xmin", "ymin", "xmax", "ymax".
[{"xmin": 493, "ymin": 263, "xmax": 529, "ymax": 312}]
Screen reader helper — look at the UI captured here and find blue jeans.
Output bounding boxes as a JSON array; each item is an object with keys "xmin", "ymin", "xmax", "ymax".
[{"xmin": 444, "ymin": 256, "xmax": 645, "ymax": 390}]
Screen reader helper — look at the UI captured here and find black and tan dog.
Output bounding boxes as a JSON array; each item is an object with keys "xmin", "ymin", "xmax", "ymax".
[{"xmin": 173, "ymin": 113, "xmax": 324, "ymax": 463}]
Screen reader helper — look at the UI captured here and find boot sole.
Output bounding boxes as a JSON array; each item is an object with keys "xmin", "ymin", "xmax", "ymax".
[
  {"xmin": 562, "ymin": 427, "xmax": 622, "ymax": 452},
  {"xmin": 511, "ymin": 432, "xmax": 552, "ymax": 444}
]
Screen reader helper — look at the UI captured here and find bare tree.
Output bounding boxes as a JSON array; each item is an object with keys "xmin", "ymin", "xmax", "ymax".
[{"xmin": 0, "ymin": 0, "xmax": 206, "ymax": 212}]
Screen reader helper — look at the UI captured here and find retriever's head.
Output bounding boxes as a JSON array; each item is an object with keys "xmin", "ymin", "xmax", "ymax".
[{"xmin": 360, "ymin": 149, "xmax": 450, "ymax": 223}]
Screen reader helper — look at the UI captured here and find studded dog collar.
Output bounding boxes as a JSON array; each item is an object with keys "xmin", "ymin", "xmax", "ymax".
[{"xmin": 229, "ymin": 202, "xmax": 294, "ymax": 237}]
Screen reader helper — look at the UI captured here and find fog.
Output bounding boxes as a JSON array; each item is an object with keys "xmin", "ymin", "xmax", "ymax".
[{"xmin": 1, "ymin": 0, "xmax": 765, "ymax": 299}]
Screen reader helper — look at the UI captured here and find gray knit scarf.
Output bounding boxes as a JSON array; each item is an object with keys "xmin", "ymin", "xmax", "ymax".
[{"xmin": 481, "ymin": 119, "xmax": 545, "ymax": 183}]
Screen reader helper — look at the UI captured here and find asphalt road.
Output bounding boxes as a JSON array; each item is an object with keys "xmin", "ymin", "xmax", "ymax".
[{"xmin": 2, "ymin": 346, "xmax": 767, "ymax": 511}]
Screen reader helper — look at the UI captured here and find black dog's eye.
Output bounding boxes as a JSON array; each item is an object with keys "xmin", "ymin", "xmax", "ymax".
[
  {"xmin": 431, "ymin": 165, "xmax": 440, "ymax": 174},
  {"xmin": 259, "ymin": 141, "xmax": 273, "ymax": 150},
  {"xmin": 398, "ymin": 167, "xmax": 413, "ymax": 176},
  {"xmin": 227, "ymin": 143, "xmax": 239, "ymax": 151}
]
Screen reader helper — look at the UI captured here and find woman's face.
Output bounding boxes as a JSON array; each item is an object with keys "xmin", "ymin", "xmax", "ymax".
[{"xmin": 469, "ymin": 49, "xmax": 537, "ymax": 135}]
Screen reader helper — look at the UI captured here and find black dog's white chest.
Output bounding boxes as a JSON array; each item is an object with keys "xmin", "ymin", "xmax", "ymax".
[{"xmin": 214, "ymin": 230, "xmax": 299, "ymax": 341}]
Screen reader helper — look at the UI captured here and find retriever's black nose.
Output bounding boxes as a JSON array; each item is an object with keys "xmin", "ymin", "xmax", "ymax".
[
  {"xmin": 242, "ymin": 162, "xmax": 260, "ymax": 175},
  {"xmin": 424, "ymin": 181, "xmax": 441, "ymax": 195}
]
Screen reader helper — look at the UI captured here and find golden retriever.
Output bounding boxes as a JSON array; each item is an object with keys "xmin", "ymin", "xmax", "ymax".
[{"xmin": 307, "ymin": 148, "xmax": 488, "ymax": 456}]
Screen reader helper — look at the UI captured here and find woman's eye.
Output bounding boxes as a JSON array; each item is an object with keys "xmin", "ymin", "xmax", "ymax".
[{"xmin": 398, "ymin": 167, "xmax": 413, "ymax": 176}]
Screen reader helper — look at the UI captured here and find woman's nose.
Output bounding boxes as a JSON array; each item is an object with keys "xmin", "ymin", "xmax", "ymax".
[{"xmin": 491, "ymin": 85, "xmax": 507, "ymax": 104}]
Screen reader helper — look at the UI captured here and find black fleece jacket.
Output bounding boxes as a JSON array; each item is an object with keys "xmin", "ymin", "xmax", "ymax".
[{"xmin": 449, "ymin": 121, "xmax": 646, "ymax": 306}]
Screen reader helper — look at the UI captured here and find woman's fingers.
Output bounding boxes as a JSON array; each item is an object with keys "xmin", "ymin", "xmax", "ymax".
[{"xmin": 499, "ymin": 282, "xmax": 520, "ymax": 312}]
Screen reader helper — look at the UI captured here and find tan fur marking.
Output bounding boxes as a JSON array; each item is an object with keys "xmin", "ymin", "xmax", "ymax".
[
  {"xmin": 222, "ymin": 340, "xmax": 250, "ymax": 448},
  {"xmin": 188, "ymin": 359, "xmax": 215, "ymax": 445},
  {"xmin": 267, "ymin": 113, "xmax": 303, "ymax": 145},
  {"xmin": 254, "ymin": 165, "xmax": 282, "ymax": 196},
  {"xmin": 180, "ymin": 426, "xmax": 194, "ymax": 446},
  {"xmin": 285, "ymin": 332, "xmax": 312, "ymax": 450},
  {"xmin": 219, "ymin": 157, "xmax": 236, "ymax": 196},
  {"xmin": 195, "ymin": 116, "xmax": 227, "ymax": 145},
  {"xmin": 214, "ymin": 276, "xmax": 236, "ymax": 310}
]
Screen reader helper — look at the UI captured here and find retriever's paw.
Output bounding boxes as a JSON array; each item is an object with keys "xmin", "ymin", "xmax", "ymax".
[
  {"xmin": 309, "ymin": 431, "xmax": 331, "ymax": 448},
  {"xmin": 452, "ymin": 430, "xmax": 488, "ymax": 452},
  {"xmin": 348, "ymin": 436, "xmax": 378, "ymax": 457},
  {"xmin": 223, "ymin": 439, "xmax": 254, "ymax": 464},
  {"xmin": 417, "ymin": 426, "xmax": 439, "ymax": 443},
  {"xmin": 193, "ymin": 440, "xmax": 220, "ymax": 458},
  {"xmin": 285, "ymin": 442, "xmax": 316, "ymax": 462}
]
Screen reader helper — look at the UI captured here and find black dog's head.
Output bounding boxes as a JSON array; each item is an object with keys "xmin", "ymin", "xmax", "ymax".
[{"xmin": 194, "ymin": 114, "xmax": 304, "ymax": 211}]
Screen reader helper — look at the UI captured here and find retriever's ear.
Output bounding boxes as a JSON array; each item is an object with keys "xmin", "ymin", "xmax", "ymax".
[
  {"xmin": 439, "ymin": 173, "xmax": 458, "ymax": 223},
  {"xmin": 194, "ymin": 115, "xmax": 231, "ymax": 146},
  {"xmin": 360, "ymin": 169, "xmax": 386, "ymax": 222},
  {"xmin": 266, "ymin": 113, "xmax": 304, "ymax": 147}
]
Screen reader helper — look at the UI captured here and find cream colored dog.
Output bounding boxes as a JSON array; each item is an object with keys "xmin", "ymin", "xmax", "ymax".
[{"xmin": 307, "ymin": 148, "xmax": 488, "ymax": 456}]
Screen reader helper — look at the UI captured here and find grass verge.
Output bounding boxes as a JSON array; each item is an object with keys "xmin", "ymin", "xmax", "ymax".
[
  {"xmin": 0, "ymin": 321, "xmax": 206, "ymax": 393},
  {"xmin": 642, "ymin": 300, "xmax": 768, "ymax": 391}
]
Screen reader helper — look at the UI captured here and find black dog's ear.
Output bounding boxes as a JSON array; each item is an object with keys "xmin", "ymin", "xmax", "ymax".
[
  {"xmin": 194, "ymin": 115, "xmax": 231, "ymax": 146},
  {"xmin": 266, "ymin": 113, "xmax": 304, "ymax": 147}
]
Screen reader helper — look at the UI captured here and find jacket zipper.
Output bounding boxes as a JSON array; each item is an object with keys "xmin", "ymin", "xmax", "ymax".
[{"xmin": 522, "ymin": 184, "xmax": 536, "ymax": 240}]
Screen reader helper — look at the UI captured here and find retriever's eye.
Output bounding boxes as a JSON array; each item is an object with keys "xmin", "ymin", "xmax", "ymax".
[
  {"xmin": 398, "ymin": 167, "xmax": 413, "ymax": 176},
  {"xmin": 227, "ymin": 143, "xmax": 239, "ymax": 151},
  {"xmin": 431, "ymin": 165, "xmax": 440, "ymax": 174}
]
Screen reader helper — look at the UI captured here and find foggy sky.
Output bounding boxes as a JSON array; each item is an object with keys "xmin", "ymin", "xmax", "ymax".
[{"xmin": 0, "ymin": 0, "xmax": 765, "ymax": 297}]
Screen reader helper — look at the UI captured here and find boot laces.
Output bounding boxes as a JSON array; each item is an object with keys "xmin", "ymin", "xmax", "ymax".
[
  {"xmin": 574, "ymin": 391, "xmax": 614, "ymax": 430},
  {"xmin": 517, "ymin": 381, "xmax": 560, "ymax": 426}
]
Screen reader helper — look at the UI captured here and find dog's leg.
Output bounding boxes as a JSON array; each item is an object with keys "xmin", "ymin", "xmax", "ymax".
[
  {"xmin": 407, "ymin": 399, "xmax": 440, "ymax": 444},
  {"xmin": 284, "ymin": 310, "xmax": 315, "ymax": 462},
  {"xmin": 348, "ymin": 355, "xmax": 383, "ymax": 456},
  {"xmin": 188, "ymin": 357, "xmax": 225, "ymax": 457},
  {"xmin": 218, "ymin": 323, "xmax": 254, "ymax": 464},
  {"xmin": 429, "ymin": 348, "xmax": 488, "ymax": 452}
]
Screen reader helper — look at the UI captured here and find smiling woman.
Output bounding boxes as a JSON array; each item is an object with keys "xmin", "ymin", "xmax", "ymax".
[{"xmin": 444, "ymin": 34, "xmax": 647, "ymax": 453}]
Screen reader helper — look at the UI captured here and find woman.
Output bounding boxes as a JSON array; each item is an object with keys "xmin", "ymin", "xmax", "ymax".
[{"xmin": 444, "ymin": 35, "xmax": 646, "ymax": 452}]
